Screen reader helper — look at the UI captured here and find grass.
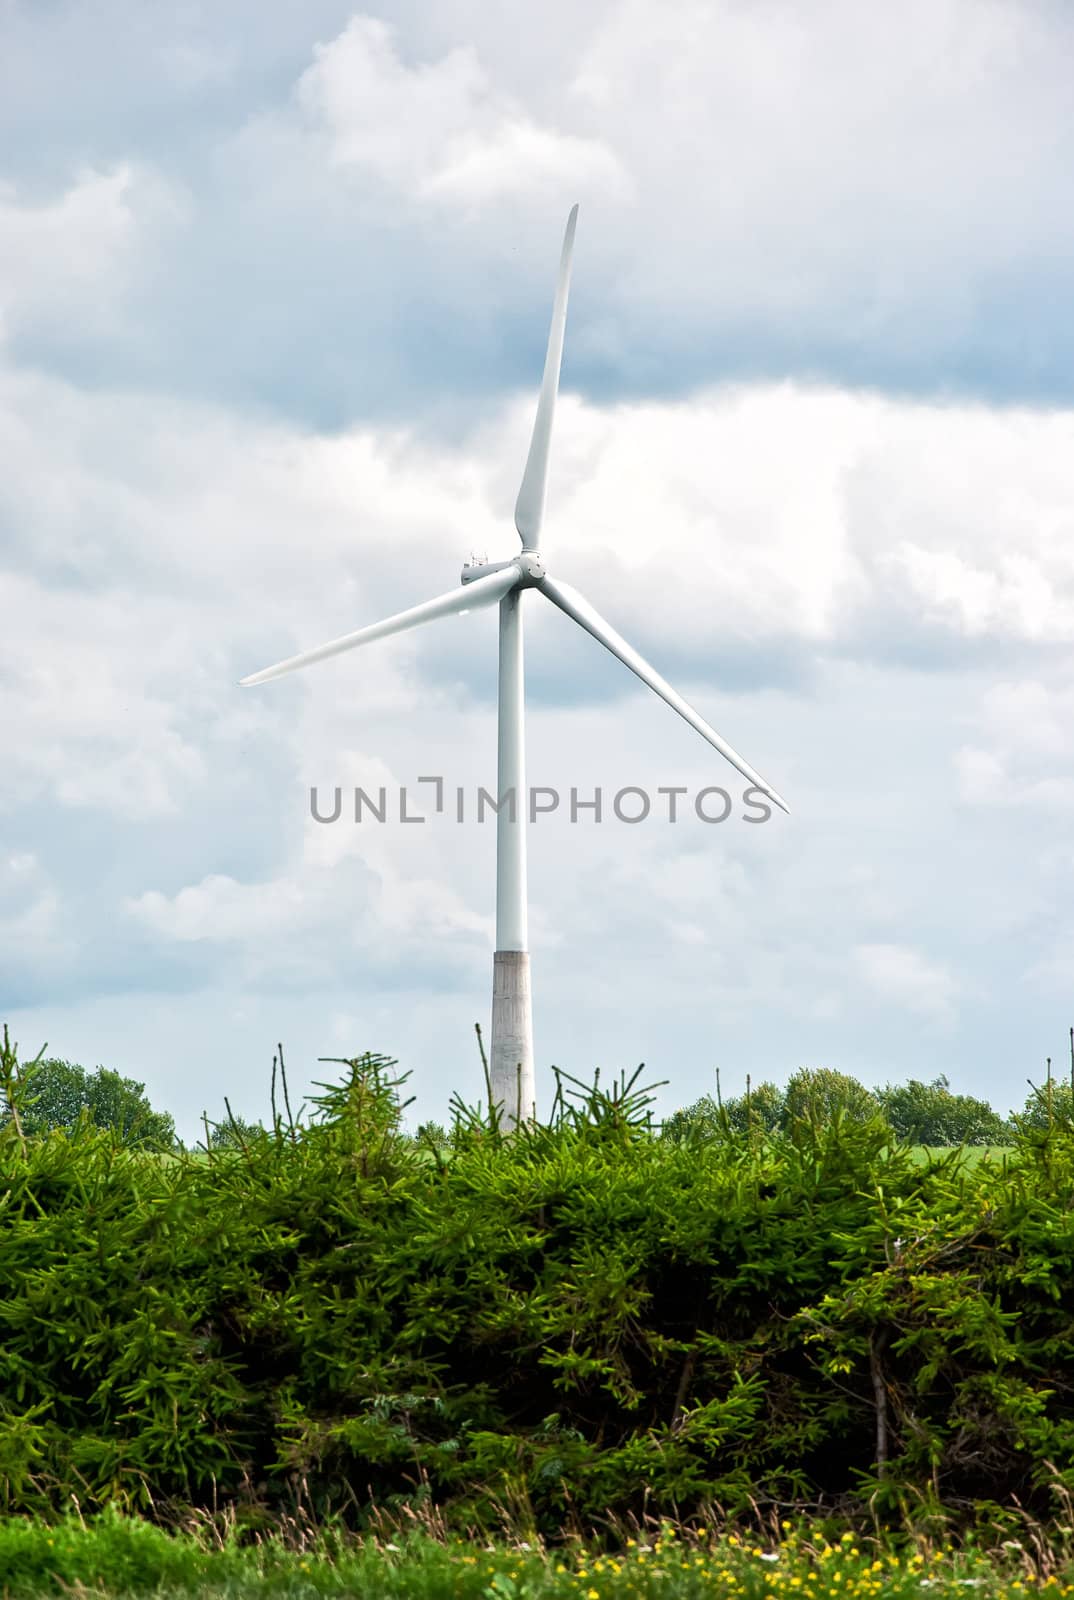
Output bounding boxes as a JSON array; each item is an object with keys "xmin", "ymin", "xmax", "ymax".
[
  {"xmin": 3, "ymin": 1505, "xmax": 1074, "ymax": 1600},
  {"xmin": 904, "ymin": 1144, "xmax": 1015, "ymax": 1166}
]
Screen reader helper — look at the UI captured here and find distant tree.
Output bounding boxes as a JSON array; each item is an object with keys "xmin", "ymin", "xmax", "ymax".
[
  {"xmin": 1016, "ymin": 1078, "xmax": 1074, "ymax": 1131},
  {"xmin": 875, "ymin": 1074, "xmax": 1014, "ymax": 1146},
  {"xmin": 207, "ymin": 1114, "xmax": 266, "ymax": 1150},
  {"xmin": 661, "ymin": 1081, "xmax": 785, "ymax": 1142},
  {"xmin": 660, "ymin": 1094, "xmax": 724, "ymax": 1143},
  {"xmin": 0, "ymin": 1057, "xmax": 177, "ymax": 1150},
  {"xmin": 414, "ymin": 1120, "xmax": 451, "ymax": 1150},
  {"xmin": 2, "ymin": 1056, "xmax": 85, "ymax": 1132},
  {"xmin": 721, "ymin": 1080, "xmax": 786, "ymax": 1134},
  {"xmin": 661, "ymin": 1067, "xmax": 1017, "ymax": 1148},
  {"xmin": 783, "ymin": 1067, "xmax": 880, "ymax": 1128}
]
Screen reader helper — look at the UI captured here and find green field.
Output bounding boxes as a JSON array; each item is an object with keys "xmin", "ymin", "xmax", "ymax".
[{"xmin": 904, "ymin": 1143, "xmax": 1015, "ymax": 1165}]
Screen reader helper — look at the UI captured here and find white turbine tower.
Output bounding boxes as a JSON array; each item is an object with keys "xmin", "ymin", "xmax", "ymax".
[{"xmin": 240, "ymin": 205, "xmax": 789, "ymax": 1129}]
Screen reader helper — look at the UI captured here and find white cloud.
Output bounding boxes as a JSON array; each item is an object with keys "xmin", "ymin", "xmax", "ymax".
[
  {"xmin": 854, "ymin": 943, "xmax": 959, "ymax": 1022},
  {"xmin": 294, "ymin": 16, "xmax": 626, "ymax": 207},
  {"xmin": 955, "ymin": 747, "xmax": 1074, "ymax": 812},
  {"xmin": 955, "ymin": 675, "xmax": 1074, "ymax": 810},
  {"xmin": 0, "ymin": 166, "xmax": 187, "ymax": 345},
  {"xmin": 562, "ymin": 0, "xmax": 1074, "ymax": 334},
  {"xmin": 539, "ymin": 387, "xmax": 1074, "ymax": 660},
  {"xmin": 1023, "ymin": 934, "xmax": 1074, "ymax": 997},
  {"xmin": 126, "ymin": 873, "xmax": 308, "ymax": 944},
  {"xmin": 887, "ymin": 546, "xmax": 1068, "ymax": 641},
  {"xmin": 977, "ymin": 680, "xmax": 1071, "ymax": 758},
  {"xmin": 0, "ymin": 852, "xmax": 67, "ymax": 973},
  {"xmin": 0, "ymin": 569, "xmax": 209, "ymax": 819},
  {"xmin": 123, "ymin": 742, "xmax": 491, "ymax": 976}
]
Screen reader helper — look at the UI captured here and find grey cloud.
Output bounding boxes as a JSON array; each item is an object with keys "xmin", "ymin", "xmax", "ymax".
[{"xmin": 4, "ymin": 1, "xmax": 1074, "ymax": 423}]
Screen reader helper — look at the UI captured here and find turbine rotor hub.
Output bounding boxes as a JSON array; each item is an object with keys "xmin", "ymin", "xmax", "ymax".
[{"xmin": 516, "ymin": 550, "xmax": 546, "ymax": 586}]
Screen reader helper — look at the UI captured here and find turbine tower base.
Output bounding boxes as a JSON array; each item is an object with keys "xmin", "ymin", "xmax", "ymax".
[{"xmin": 490, "ymin": 950, "xmax": 535, "ymax": 1129}]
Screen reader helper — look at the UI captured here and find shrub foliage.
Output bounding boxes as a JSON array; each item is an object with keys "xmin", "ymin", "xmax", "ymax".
[{"xmin": 2, "ymin": 1024, "xmax": 1074, "ymax": 1546}]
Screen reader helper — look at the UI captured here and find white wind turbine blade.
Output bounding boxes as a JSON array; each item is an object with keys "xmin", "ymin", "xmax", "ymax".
[
  {"xmin": 240, "ymin": 565, "xmax": 520, "ymax": 687},
  {"xmin": 538, "ymin": 576, "xmax": 790, "ymax": 813},
  {"xmin": 514, "ymin": 204, "xmax": 579, "ymax": 551}
]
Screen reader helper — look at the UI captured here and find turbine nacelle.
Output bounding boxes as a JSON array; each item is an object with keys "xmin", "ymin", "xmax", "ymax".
[
  {"xmin": 460, "ymin": 551, "xmax": 546, "ymax": 588},
  {"xmin": 461, "ymin": 556, "xmax": 517, "ymax": 585}
]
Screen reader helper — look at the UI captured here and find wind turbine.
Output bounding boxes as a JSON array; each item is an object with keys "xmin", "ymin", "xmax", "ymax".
[{"xmin": 240, "ymin": 204, "xmax": 789, "ymax": 1129}]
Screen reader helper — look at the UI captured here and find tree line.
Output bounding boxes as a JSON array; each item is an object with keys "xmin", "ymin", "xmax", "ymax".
[
  {"xmin": 659, "ymin": 1063, "xmax": 1074, "ymax": 1146},
  {"xmin": 2, "ymin": 1051, "xmax": 1070, "ymax": 1152}
]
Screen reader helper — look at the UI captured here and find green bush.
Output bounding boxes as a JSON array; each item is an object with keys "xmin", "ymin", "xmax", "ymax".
[{"xmin": 2, "ymin": 1025, "xmax": 1074, "ymax": 1548}]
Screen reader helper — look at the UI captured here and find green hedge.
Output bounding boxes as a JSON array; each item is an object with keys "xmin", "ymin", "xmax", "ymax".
[{"xmin": 2, "ymin": 1034, "xmax": 1074, "ymax": 1545}]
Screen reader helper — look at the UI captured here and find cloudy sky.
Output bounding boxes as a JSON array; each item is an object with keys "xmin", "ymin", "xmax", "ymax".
[{"xmin": 3, "ymin": 0, "xmax": 1074, "ymax": 1144}]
